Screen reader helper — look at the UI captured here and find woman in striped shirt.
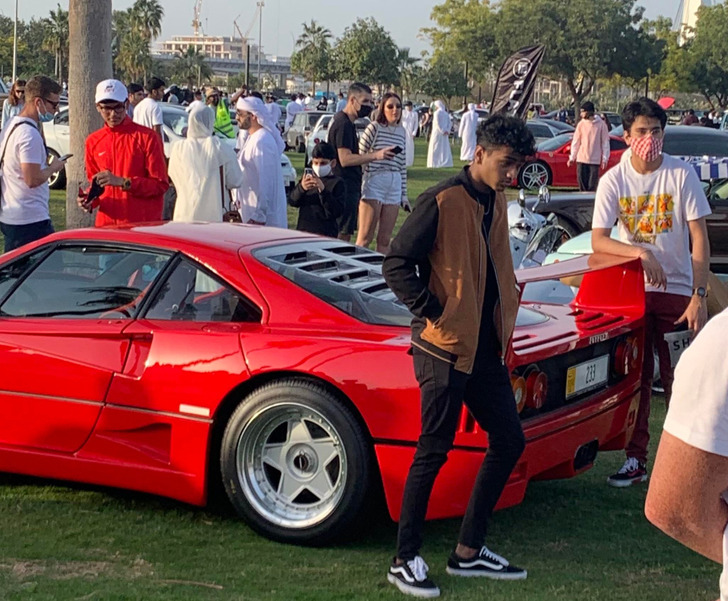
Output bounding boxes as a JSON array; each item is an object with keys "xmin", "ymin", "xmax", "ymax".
[{"xmin": 356, "ymin": 92, "xmax": 410, "ymax": 254}]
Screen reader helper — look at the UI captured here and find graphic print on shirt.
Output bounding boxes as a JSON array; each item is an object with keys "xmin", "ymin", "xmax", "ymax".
[{"xmin": 618, "ymin": 193, "xmax": 674, "ymax": 244}]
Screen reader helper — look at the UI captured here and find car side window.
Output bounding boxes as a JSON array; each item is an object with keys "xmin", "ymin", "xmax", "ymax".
[
  {"xmin": 144, "ymin": 258, "xmax": 260, "ymax": 323},
  {"xmin": 0, "ymin": 248, "xmax": 47, "ymax": 302},
  {"xmin": 528, "ymin": 123, "xmax": 551, "ymax": 138},
  {"xmin": 609, "ymin": 139, "xmax": 628, "ymax": 151},
  {"xmin": 54, "ymin": 111, "xmax": 69, "ymax": 126},
  {"xmin": 0, "ymin": 246, "xmax": 171, "ymax": 319}
]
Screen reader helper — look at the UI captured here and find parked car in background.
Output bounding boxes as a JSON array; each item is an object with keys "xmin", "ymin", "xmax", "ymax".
[
  {"xmin": 451, "ymin": 108, "xmax": 490, "ymax": 134},
  {"xmin": 0, "ymin": 223, "xmax": 644, "ymax": 544},
  {"xmin": 43, "ymin": 105, "xmax": 297, "ymax": 193},
  {"xmin": 526, "ymin": 119, "xmax": 575, "ymax": 144},
  {"xmin": 304, "ymin": 116, "xmax": 370, "ymax": 166},
  {"xmin": 286, "ymin": 110, "xmax": 327, "ymax": 153},
  {"xmin": 515, "ymin": 133, "xmax": 628, "ymax": 189}
]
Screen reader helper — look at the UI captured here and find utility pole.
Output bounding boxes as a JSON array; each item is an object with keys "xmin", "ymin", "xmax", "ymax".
[
  {"xmin": 11, "ymin": 0, "xmax": 18, "ymax": 81},
  {"xmin": 66, "ymin": 0, "xmax": 112, "ymax": 229},
  {"xmin": 257, "ymin": 1, "xmax": 264, "ymax": 87}
]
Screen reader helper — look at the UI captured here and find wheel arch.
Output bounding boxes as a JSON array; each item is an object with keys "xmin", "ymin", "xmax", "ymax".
[{"xmin": 205, "ymin": 370, "xmax": 380, "ymax": 505}]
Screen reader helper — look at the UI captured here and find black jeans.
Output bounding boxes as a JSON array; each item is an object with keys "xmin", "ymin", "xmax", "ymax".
[
  {"xmin": 577, "ymin": 163, "xmax": 600, "ymax": 192},
  {"xmin": 1, "ymin": 219, "xmax": 54, "ymax": 253},
  {"xmin": 396, "ymin": 347, "xmax": 526, "ymax": 560}
]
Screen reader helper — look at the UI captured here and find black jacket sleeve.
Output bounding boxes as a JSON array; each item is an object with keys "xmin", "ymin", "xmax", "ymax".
[
  {"xmin": 383, "ymin": 193, "xmax": 443, "ymax": 321},
  {"xmin": 320, "ymin": 178, "xmax": 345, "ymax": 220},
  {"xmin": 288, "ymin": 181, "xmax": 307, "ymax": 207}
]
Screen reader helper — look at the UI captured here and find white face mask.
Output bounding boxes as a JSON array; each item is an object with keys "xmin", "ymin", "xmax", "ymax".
[{"xmin": 312, "ymin": 164, "xmax": 332, "ymax": 178}]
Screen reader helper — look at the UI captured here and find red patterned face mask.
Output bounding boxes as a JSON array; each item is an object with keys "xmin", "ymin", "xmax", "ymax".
[{"xmin": 630, "ymin": 134, "xmax": 663, "ymax": 162}]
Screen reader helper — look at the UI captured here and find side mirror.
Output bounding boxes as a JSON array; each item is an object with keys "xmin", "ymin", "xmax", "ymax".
[
  {"xmin": 538, "ymin": 185, "xmax": 551, "ymax": 204},
  {"xmin": 517, "ymin": 189, "xmax": 526, "ymax": 207}
]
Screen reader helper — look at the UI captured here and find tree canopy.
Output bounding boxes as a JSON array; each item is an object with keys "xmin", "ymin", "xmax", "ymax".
[{"xmin": 333, "ymin": 18, "xmax": 399, "ymax": 89}]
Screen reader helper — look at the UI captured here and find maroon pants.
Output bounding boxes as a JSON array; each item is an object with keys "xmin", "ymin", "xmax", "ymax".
[{"xmin": 626, "ymin": 291, "xmax": 691, "ymax": 463}]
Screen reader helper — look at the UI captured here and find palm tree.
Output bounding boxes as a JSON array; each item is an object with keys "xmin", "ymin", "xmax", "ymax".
[
  {"xmin": 173, "ymin": 47, "xmax": 212, "ymax": 89},
  {"xmin": 397, "ymin": 47, "xmax": 420, "ymax": 99},
  {"xmin": 131, "ymin": 0, "xmax": 163, "ymax": 43},
  {"xmin": 42, "ymin": 4, "xmax": 69, "ymax": 82},
  {"xmin": 292, "ymin": 20, "xmax": 332, "ymax": 94}
]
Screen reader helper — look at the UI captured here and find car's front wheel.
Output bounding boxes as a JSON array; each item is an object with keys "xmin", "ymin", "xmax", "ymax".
[
  {"xmin": 47, "ymin": 148, "xmax": 67, "ymax": 190},
  {"xmin": 518, "ymin": 161, "xmax": 551, "ymax": 189},
  {"xmin": 220, "ymin": 378, "xmax": 370, "ymax": 544}
]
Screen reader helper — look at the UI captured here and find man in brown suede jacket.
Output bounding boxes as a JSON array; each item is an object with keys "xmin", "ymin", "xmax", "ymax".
[{"xmin": 383, "ymin": 115, "xmax": 535, "ymax": 598}]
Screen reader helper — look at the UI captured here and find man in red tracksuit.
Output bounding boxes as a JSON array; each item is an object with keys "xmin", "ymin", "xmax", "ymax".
[{"xmin": 78, "ymin": 79, "xmax": 168, "ymax": 225}]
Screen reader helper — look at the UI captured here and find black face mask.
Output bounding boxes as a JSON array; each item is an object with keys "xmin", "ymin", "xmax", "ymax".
[{"xmin": 356, "ymin": 102, "xmax": 373, "ymax": 119}]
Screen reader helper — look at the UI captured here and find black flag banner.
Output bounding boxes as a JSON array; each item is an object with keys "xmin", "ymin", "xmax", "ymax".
[{"xmin": 490, "ymin": 45, "xmax": 546, "ymax": 120}]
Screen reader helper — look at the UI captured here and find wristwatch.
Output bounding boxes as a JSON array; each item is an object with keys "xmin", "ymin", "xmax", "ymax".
[
  {"xmin": 693, "ymin": 286, "xmax": 708, "ymax": 298},
  {"xmin": 122, "ymin": 177, "xmax": 132, "ymax": 191}
]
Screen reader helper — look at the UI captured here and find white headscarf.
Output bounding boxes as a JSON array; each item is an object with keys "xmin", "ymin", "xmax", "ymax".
[
  {"xmin": 434, "ymin": 100, "xmax": 451, "ymax": 135},
  {"xmin": 468, "ymin": 103, "xmax": 476, "ymax": 112},
  {"xmin": 187, "ymin": 105, "xmax": 215, "ymax": 139},
  {"xmin": 236, "ymin": 96, "xmax": 285, "ymax": 153}
]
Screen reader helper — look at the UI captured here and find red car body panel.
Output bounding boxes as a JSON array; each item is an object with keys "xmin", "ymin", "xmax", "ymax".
[
  {"xmin": 515, "ymin": 135, "xmax": 628, "ymax": 188},
  {"xmin": 0, "ymin": 224, "xmax": 644, "ymax": 527}
]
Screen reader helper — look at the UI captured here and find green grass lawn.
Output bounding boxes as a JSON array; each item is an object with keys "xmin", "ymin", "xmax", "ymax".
[{"xmin": 1, "ymin": 140, "xmax": 719, "ymax": 599}]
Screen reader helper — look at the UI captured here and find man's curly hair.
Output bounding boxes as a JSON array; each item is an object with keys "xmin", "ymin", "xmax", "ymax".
[{"xmin": 476, "ymin": 114, "xmax": 535, "ymax": 157}]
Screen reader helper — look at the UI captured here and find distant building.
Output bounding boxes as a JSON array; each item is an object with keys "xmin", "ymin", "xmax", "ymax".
[
  {"xmin": 158, "ymin": 35, "xmax": 262, "ymax": 64},
  {"xmin": 675, "ymin": 0, "xmax": 715, "ymax": 44}
]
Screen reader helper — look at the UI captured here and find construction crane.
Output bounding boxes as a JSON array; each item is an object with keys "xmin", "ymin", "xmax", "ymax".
[
  {"xmin": 192, "ymin": 0, "xmax": 203, "ymax": 36},
  {"xmin": 232, "ymin": 6, "xmax": 260, "ymax": 46}
]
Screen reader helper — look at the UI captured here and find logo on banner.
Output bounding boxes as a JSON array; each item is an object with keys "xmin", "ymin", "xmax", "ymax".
[{"xmin": 513, "ymin": 59, "xmax": 532, "ymax": 78}]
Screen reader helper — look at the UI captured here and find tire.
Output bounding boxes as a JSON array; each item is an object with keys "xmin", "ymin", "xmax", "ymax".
[
  {"xmin": 220, "ymin": 378, "xmax": 370, "ymax": 544},
  {"xmin": 552, "ymin": 216, "xmax": 580, "ymax": 238},
  {"xmin": 518, "ymin": 161, "xmax": 551, "ymax": 190},
  {"xmin": 46, "ymin": 148, "xmax": 67, "ymax": 190}
]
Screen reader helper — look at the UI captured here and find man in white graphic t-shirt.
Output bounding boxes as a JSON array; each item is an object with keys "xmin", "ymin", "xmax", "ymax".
[
  {"xmin": 645, "ymin": 307, "xmax": 728, "ymax": 601},
  {"xmin": 592, "ymin": 97, "xmax": 711, "ymax": 488}
]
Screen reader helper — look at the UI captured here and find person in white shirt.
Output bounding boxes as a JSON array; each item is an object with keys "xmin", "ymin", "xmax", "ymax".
[
  {"xmin": 336, "ymin": 92, "xmax": 347, "ymax": 113},
  {"xmin": 185, "ymin": 90, "xmax": 205, "ymax": 113},
  {"xmin": 401, "ymin": 101, "xmax": 418, "ymax": 168},
  {"xmin": 133, "ymin": 76, "xmax": 165, "ymax": 143},
  {"xmin": 646, "ymin": 307, "xmax": 728, "ymax": 601},
  {"xmin": 0, "ymin": 75, "xmax": 65, "ymax": 252},
  {"xmin": 169, "ymin": 105, "xmax": 243, "ymax": 222},
  {"xmin": 427, "ymin": 100, "xmax": 453, "ymax": 168},
  {"xmin": 458, "ymin": 103, "xmax": 478, "ymax": 162},
  {"xmin": 592, "ymin": 97, "xmax": 711, "ymax": 488},
  {"xmin": 284, "ymin": 94, "xmax": 302, "ymax": 132},
  {"xmin": 2, "ymin": 79, "xmax": 25, "ymax": 130},
  {"xmin": 264, "ymin": 93, "xmax": 282, "ymax": 128},
  {"xmin": 232, "ymin": 96, "xmax": 288, "ymax": 228}
]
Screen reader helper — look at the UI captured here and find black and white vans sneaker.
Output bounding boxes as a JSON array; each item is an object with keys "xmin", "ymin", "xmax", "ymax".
[
  {"xmin": 607, "ymin": 457, "xmax": 648, "ymax": 488},
  {"xmin": 446, "ymin": 546, "xmax": 527, "ymax": 580},
  {"xmin": 388, "ymin": 555, "xmax": 440, "ymax": 598}
]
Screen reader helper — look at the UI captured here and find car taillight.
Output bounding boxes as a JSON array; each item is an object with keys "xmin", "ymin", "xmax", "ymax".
[
  {"xmin": 559, "ymin": 143, "xmax": 571, "ymax": 155},
  {"xmin": 525, "ymin": 368, "xmax": 548, "ymax": 409},
  {"xmin": 613, "ymin": 336, "xmax": 639, "ymax": 376},
  {"xmin": 313, "ymin": 138, "xmax": 320, "ymax": 144},
  {"xmin": 511, "ymin": 375, "xmax": 527, "ymax": 413}
]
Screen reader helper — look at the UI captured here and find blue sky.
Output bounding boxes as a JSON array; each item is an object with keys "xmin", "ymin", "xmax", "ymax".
[{"xmin": 0, "ymin": 0, "xmax": 688, "ymax": 58}]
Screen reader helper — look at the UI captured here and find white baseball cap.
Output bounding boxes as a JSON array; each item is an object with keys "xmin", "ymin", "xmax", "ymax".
[{"xmin": 95, "ymin": 79, "xmax": 128, "ymax": 104}]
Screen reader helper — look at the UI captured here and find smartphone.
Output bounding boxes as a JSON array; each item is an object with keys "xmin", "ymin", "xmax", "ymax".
[
  {"xmin": 392, "ymin": 146, "xmax": 403, "ymax": 155},
  {"xmin": 304, "ymin": 167, "xmax": 314, "ymax": 177},
  {"xmin": 86, "ymin": 178, "xmax": 105, "ymax": 204},
  {"xmin": 59, "ymin": 153, "xmax": 73, "ymax": 161}
]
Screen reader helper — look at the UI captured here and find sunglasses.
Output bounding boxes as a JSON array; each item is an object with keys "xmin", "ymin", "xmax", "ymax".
[
  {"xmin": 385, "ymin": 104, "xmax": 402, "ymax": 109},
  {"xmin": 42, "ymin": 97, "xmax": 60, "ymax": 110},
  {"xmin": 16, "ymin": 90, "xmax": 24, "ymax": 95}
]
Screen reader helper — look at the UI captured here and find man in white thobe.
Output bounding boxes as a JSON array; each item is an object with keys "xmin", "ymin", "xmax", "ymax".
[
  {"xmin": 401, "ymin": 101, "xmax": 419, "ymax": 168},
  {"xmin": 232, "ymin": 96, "xmax": 288, "ymax": 228},
  {"xmin": 427, "ymin": 100, "xmax": 453, "ymax": 168},
  {"xmin": 264, "ymin": 93, "xmax": 282, "ymax": 128},
  {"xmin": 284, "ymin": 94, "xmax": 302, "ymax": 132},
  {"xmin": 458, "ymin": 103, "xmax": 478, "ymax": 162}
]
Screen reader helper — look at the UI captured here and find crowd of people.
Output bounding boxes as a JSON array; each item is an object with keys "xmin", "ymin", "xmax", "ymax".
[{"xmin": 3, "ymin": 72, "xmax": 728, "ymax": 601}]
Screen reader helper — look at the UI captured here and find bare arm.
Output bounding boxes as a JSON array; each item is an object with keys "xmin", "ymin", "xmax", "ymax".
[
  {"xmin": 674, "ymin": 217, "xmax": 711, "ymax": 333},
  {"xmin": 337, "ymin": 146, "xmax": 394, "ymax": 168},
  {"xmin": 21, "ymin": 159, "xmax": 64, "ymax": 188},
  {"xmin": 645, "ymin": 431, "xmax": 728, "ymax": 564},
  {"xmin": 592, "ymin": 227, "xmax": 666, "ymax": 289}
]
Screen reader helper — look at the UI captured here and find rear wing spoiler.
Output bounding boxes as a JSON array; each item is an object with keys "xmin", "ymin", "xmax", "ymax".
[{"xmin": 516, "ymin": 254, "xmax": 645, "ymax": 318}]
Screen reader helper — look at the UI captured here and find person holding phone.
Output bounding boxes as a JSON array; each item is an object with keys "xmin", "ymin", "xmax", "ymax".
[
  {"xmin": 357, "ymin": 92, "xmax": 410, "ymax": 254},
  {"xmin": 288, "ymin": 142, "xmax": 345, "ymax": 237},
  {"xmin": 0, "ymin": 75, "xmax": 65, "ymax": 252}
]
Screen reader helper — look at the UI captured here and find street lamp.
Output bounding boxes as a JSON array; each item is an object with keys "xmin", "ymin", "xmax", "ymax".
[{"xmin": 257, "ymin": 1, "xmax": 264, "ymax": 88}]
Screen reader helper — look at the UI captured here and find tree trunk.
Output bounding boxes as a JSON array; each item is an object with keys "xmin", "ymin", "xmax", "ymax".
[{"xmin": 66, "ymin": 0, "xmax": 112, "ymax": 229}]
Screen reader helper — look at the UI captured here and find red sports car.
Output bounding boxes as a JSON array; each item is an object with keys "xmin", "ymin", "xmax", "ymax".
[
  {"xmin": 0, "ymin": 224, "xmax": 643, "ymax": 544},
  {"xmin": 515, "ymin": 132, "xmax": 629, "ymax": 189}
]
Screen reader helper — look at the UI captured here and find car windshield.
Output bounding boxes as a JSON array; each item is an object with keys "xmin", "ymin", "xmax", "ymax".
[
  {"xmin": 163, "ymin": 110, "xmax": 189, "ymax": 137},
  {"xmin": 537, "ymin": 133, "xmax": 572, "ymax": 152}
]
